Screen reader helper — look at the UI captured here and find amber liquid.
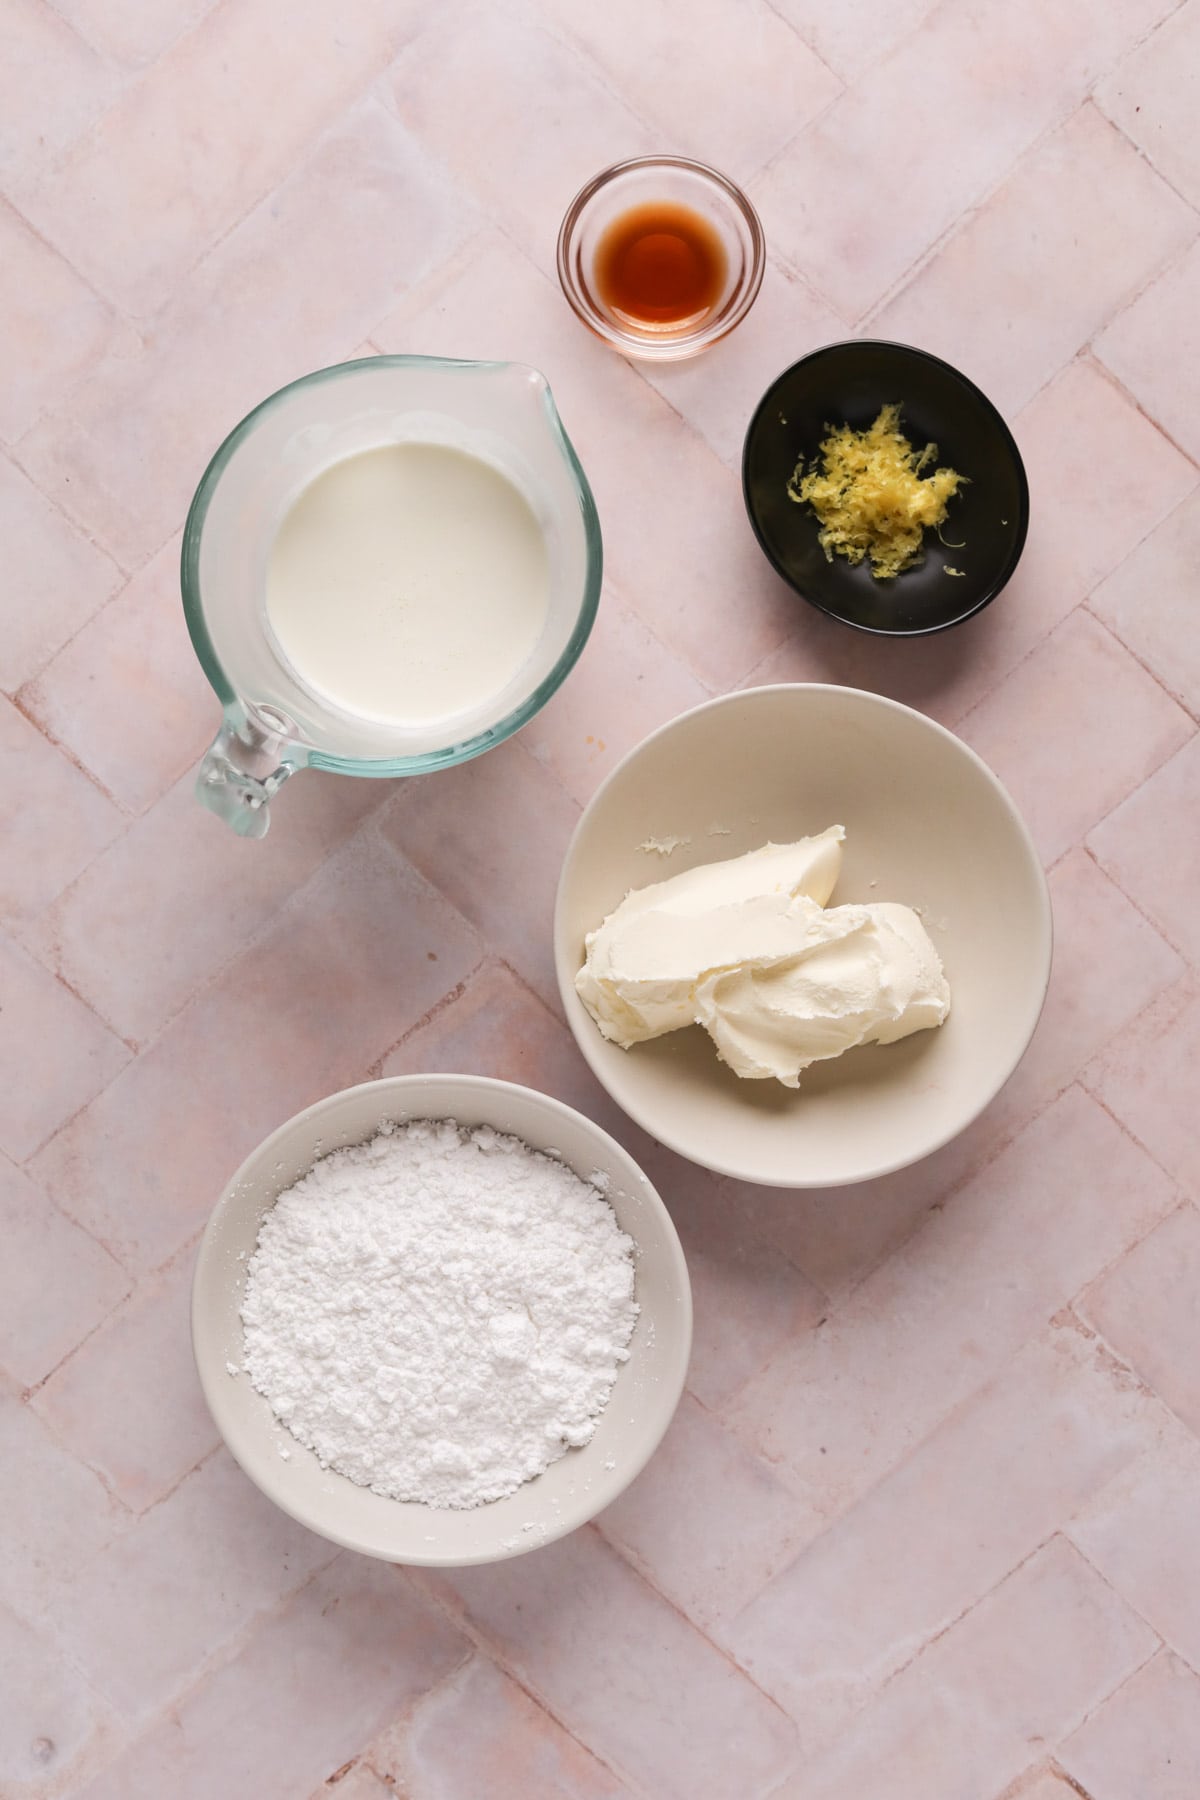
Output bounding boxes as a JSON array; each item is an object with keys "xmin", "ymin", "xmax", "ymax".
[{"xmin": 593, "ymin": 200, "xmax": 728, "ymax": 331}]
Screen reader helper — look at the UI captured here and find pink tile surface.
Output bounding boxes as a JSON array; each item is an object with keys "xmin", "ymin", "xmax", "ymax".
[
  {"xmin": 1078, "ymin": 1201, "xmax": 1200, "ymax": 1437},
  {"xmin": 0, "ymin": 1601, "xmax": 124, "ymax": 1798},
  {"xmin": 1095, "ymin": 237, "xmax": 1200, "ymax": 465},
  {"xmin": 728, "ymin": 1322, "xmax": 1165, "ymax": 1741},
  {"xmin": 655, "ymin": 1166, "xmax": 828, "ymax": 1413},
  {"xmin": 20, "ymin": 536, "xmax": 214, "ymax": 814},
  {"xmin": 372, "ymin": 1653, "xmax": 628, "ymax": 1799},
  {"xmin": 20, "ymin": 0, "xmax": 424, "ymax": 316},
  {"xmin": 753, "ymin": 0, "xmax": 1174, "ymax": 319},
  {"xmin": 5, "ymin": 0, "xmax": 1200, "ymax": 1790},
  {"xmin": 48, "ymin": 0, "xmax": 220, "ymax": 68},
  {"xmin": 74, "ymin": 1558, "xmax": 467, "ymax": 1800},
  {"xmin": 0, "ymin": 203, "xmax": 133, "ymax": 450},
  {"xmin": 382, "ymin": 11, "xmax": 654, "ymax": 276},
  {"xmin": 1059, "ymin": 1651, "xmax": 1200, "ymax": 1800},
  {"xmin": 379, "ymin": 739, "xmax": 579, "ymax": 1010},
  {"xmin": 424, "ymin": 1528, "xmax": 798, "ymax": 1799},
  {"xmin": 761, "ymin": 0, "xmax": 939, "ymax": 83},
  {"xmin": 870, "ymin": 105, "xmax": 1198, "ymax": 417},
  {"xmin": 1002, "ymin": 1774, "xmax": 1087, "ymax": 1800},
  {"xmin": 731, "ymin": 1088, "xmax": 1177, "ymax": 1518},
  {"xmin": 956, "ymin": 608, "xmax": 1193, "ymax": 867},
  {"xmin": 1088, "ymin": 734, "xmax": 1200, "ymax": 965},
  {"xmin": 1068, "ymin": 1411, "xmax": 1200, "ymax": 1674},
  {"xmin": 770, "ymin": 1537, "xmax": 1156, "ymax": 1800},
  {"xmin": 307, "ymin": 1766, "xmax": 391, "ymax": 1800},
  {"xmin": 0, "ymin": 1393, "xmax": 127, "ymax": 1625},
  {"xmin": 29, "ymin": 830, "xmax": 482, "ymax": 1271},
  {"xmin": 1087, "ymin": 974, "xmax": 1200, "ymax": 1199},
  {"xmin": 27, "ymin": 767, "xmax": 391, "ymax": 1047},
  {"xmin": 0, "ymin": 0, "xmax": 123, "ymax": 199},
  {"xmin": 594, "ymin": 1392, "xmax": 806, "ymax": 1632},
  {"xmin": 0, "ymin": 1154, "xmax": 128, "ymax": 1390},
  {"xmin": 0, "ymin": 932, "xmax": 129, "ymax": 1163},
  {"xmin": 559, "ymin": 1, "xmax": 840, "ymax": 185},
  {"xmin": 520, "ymin": 594, "xmax": 712, "ymax": 808},
  {"xmin": 379, "ymin": 959, "xmax": 622, "ymax": 1131},
  {"xmin": 0, "ymin": 451, "xmax": 120, "ymax": 695},
  {"xmin": 0, "ymin": 696, "xmax": 125, "ymax": 930},
  {"xmin": 1091, "ymin": 487, "xmax": 1200, "ymax": 717},
  {"xmin": 307, "ymin": 1768, "xmax": 392, "ymax": 1800},
  {"xmin": 1097, "ymin": 2, "xmax": 1200, "ymax": 214},
  {"xmin": 32, "ymin": 1247, "xmax": 217, "ymax": 1512},
  {"xmin": 46, "ymin": 1450, "xmax": 334, "ymax": 1723}
]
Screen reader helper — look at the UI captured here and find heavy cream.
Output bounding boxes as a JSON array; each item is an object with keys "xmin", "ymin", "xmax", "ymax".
[
  {"xmin": 266, "ymin": 443, "xmax": 549, "ymax": 728},
  {"xmin": 575, "ymin": 830, "xmax": 950, "ymax": 1087}
]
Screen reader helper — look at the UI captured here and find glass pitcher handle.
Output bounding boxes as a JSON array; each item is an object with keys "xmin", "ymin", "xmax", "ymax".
[{"xmin": 196, "ymin": 720, "xmax": 296, "ymax": 839}]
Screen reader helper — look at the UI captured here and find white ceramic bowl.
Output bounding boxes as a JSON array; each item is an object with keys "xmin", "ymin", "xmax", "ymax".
[
  {"xmin": 192, "ymin": 1074, "xmax": 692, "ymax": 1565},
  {"xmin": 554, "ymin": 685, "xmax": 1052, "ymax": 1187}
]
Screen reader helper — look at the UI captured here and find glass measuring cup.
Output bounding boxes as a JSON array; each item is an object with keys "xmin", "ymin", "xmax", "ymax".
[{"xmin": 181, "ymin": 355, "xmax": 602, "ymax": 837}]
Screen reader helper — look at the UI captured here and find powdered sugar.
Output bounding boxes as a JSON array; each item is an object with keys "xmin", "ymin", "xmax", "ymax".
[{"xmin": 240, "ymin": 1118, "xmax": 638, "ymax": 1509}]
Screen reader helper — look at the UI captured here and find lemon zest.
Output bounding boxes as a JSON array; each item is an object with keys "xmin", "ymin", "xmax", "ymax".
[{"xmin": 787, "ymin": 403, "xmax": 967, "ymax": 581}]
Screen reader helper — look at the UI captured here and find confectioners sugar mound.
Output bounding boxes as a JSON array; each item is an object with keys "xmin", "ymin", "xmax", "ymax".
[{"xmin": 240, "ymin": 1119, "xmax": 639, "ymax": 1509}]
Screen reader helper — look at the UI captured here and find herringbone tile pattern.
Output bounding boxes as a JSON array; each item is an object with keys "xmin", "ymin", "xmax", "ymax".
[{"xmin": 3, "ymin": 1, "xmax": 1198, "ymax": 1794}]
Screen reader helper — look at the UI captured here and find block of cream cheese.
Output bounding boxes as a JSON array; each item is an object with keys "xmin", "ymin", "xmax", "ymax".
[
  {"xmin": 575, "ymin": 828, "xmax": 846, "ymax": 1047},
  {"xmin": 574, "ymin": 831, "xmax": 950, "ymax": 1087},
  {"xmin": 694, "ymin": 900, "xmax": 950, "ymax": 1087}
]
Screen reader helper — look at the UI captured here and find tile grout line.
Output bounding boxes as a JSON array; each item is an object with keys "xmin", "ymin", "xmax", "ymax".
[
  {"xmin": 0, "ymin": 440, "xmax": 127, "ymax": 596},
  {"xmin": 382, "ymin": 1604, "xmax": 658, "ymax": 1800},
  {"xmin": 711, "ymin": 1070, "xmax": 1151, "ymax": 1436},
  {"xmin": 1094, "ymin": 100, "xmax": 1200, "ymax": 223},
  {"xmin": 366, "ymin": 957, "xmax": 489, "ymax": 1076},
  {"xmin": 1079, "ymin": 840, "xmax": 1198, "ymax": 968},
  {"xmin": 16, "ymin": 1263, "xmax": 134, "ymax": 1405},
  {"xmin": 859, "ymin": 95, "xmax": 1199, "ymax": 337},
  {"xmin": 757, "ymin": 0, "xmax": 851, "ymax": 94},
  {"xmin": 427, "ymin": 1516, "xmax": 801, "ymax": 1764},
  {"xmin": 1069, "ymin": 1198, "xmax": 1200, "ymax": 1341},
  {"xmin": 7, "ymin": 686, "xmax": 138, "ymax": 822},
  {"xmin": 1077, "ymin": 1075, "xmax": 1198, "ymax": 1200},
  {"xmin": 20, "ymin": 26, "xmax": 432, "ymax": 330},
  {"xmin": 1065, "ymin": 1527, "xmax": 1200, "ymax": 1682},
  {"xmin": 1051, "ymin": 1636, "xmax": 1167, "ymax": 1761},
  {"xmin": 67, "ymin": 1546, "xmax": 346, "ymax": 1792},
  {"xmin": 1047, "ymin": 1755, "xmax": 1100, "ymax": 1797},
  {"xmin": 402, "ymin": 1554, "xmax": 661, "ymax": 1799},
  {"xmin": 3, "ymin": 438, "xmax": 149, "ymax": 579},
  {"xmin": 355, "ymin": 1624, "xmax": 477, "ymax": 1787},
  {"xmin": 851, "ymin": 95, "xmax": 1107, "ymax": 330},
  {"xmin": 1084, "ymin": 343, "xmax": 1200, "ymax": 474},
  {"xmin": 0, "ymin": 190, "xmax": 140, "ymax": 339},
  {"xmin": 40, "ymin": 0, "xmax": 206, "ymax": 69},
  {"xmin": 1077, "ymin": 622, "xmax": 1200, "ymax": 746},
  {"xmin": 724, "ymin": 1212, "xmax": 1182, "ymax": 1591},
  {"xmin": 23, "ymin": 1221, "xmax": 207, "ymax": 1410}
]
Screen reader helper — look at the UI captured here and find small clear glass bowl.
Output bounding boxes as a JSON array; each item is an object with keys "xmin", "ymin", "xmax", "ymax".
[{"xmin": 557, "ymin": 156, "xmax": 765, "ymax": 362}]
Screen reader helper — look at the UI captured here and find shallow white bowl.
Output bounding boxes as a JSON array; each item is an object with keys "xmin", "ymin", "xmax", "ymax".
[
  {"xmin": 554, "ymin": 685, "xmax": 1052, "ymax": 1188},
  {"xmin": 192, "ymin": 1074, "xmax": 692, "ymax": 1565}
]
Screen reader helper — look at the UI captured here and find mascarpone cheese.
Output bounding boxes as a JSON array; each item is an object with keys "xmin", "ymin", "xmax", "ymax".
[
  {"xmin": 575, "ymin": 830, "xmax": 950, "ymax": 1086},
  {"xmin": 575, "ymin": 829, "xmax": 846, "ymax": 1048}
]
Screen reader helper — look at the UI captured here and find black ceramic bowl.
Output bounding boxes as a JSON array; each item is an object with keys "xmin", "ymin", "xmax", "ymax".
[{"xmin": 742, "ymin": 341, "xmax": 1029, "ymax": 636}]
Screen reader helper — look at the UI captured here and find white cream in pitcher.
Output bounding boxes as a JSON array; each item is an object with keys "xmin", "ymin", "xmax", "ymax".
[{"xmin": 266, "ymin": 443, "xmax": 550, "ymax": 727}]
